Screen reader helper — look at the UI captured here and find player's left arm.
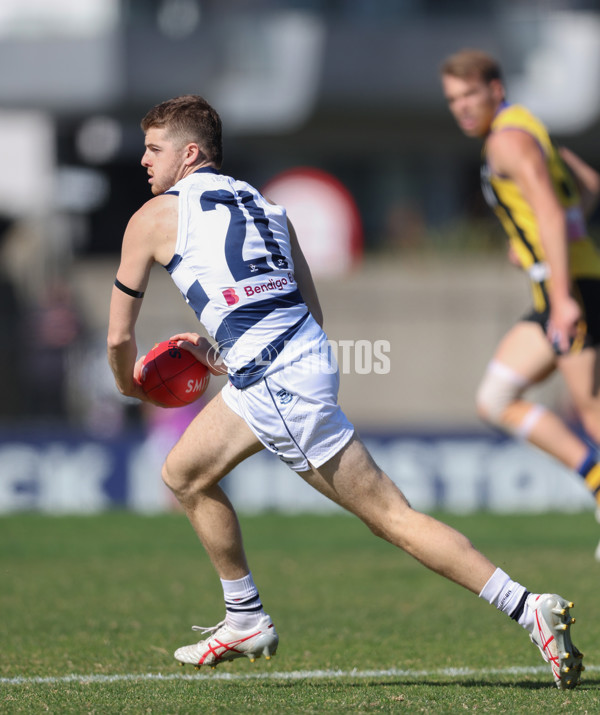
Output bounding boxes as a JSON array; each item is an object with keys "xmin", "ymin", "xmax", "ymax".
[
  {"xmin": 559, "ymin": 146, "xmax": 600, "ymax": 218},
  {"xmin": 288, "ymin": 219, "xmax": 323, "ymax": 327},
  {"xmin": 487, "ymin": 129, "xmax": 580, "ymax": 351}
]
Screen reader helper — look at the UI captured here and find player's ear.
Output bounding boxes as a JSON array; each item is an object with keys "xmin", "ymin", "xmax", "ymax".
[
  {"xmin": 489, "ymin": 79, "xmax": 505, "ymax": 103},
  {"xmin": 184, "ymin": 143, "xmax": 201, "ymax": 166}
]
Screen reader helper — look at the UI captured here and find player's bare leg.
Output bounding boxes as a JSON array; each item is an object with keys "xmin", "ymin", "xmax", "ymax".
[
  {"xmin": 299, "ymin": 435, "xmax": 584, "ymax": 689},
  {"xmin": 478, "ymin": 323, "xmax": 600, "ymax": 560},
  {"xmin": 299, "ymin": 434, "xmax": 495, "ymax": 593},
  {"xmin": 478, "ymin": 322, "xmax": 590, "ymax": 468},
  {"xmin": 164, "ymin": 392, "xmax": 279, "ymax": 669},
  {"xmin": 162, "ymin": 391, "xmax": 263, "ymax": 579}
]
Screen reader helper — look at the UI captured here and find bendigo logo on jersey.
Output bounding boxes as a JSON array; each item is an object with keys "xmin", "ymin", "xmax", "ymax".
[
  {"xmin": 222, "ymin": 271, "xmax": 296, "ymax": 305},
  {"xmin": 222, "ymin": 288, "xmax": 240, "ymax": 306},
  {"xmin": 243, "ymin": 272, "xmax": 295, "ymax": 297}
]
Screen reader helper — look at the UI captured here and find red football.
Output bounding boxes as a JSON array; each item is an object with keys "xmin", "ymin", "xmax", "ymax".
[{"xmin": 138, "ymin": 339, "xmax": 210, "ymax": 408}]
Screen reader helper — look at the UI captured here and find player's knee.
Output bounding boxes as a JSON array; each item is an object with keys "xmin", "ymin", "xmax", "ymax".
[
  {"xmin": 162, "ymin": 453, "xmax": 222, "ymax": 503},
  {"xmin": 161, "ymin": 457, "xmax": 180, "ymax": 495},
  {"xmin": 475, "ymin": 361, "xmax": 527, "ymax": 428},
  {"xmin": 161, "ymin": 460, "xmax": 202, "ymax": 505},
  {"xmin": 161, "ymin": 455, "xmax": 196, "ymax": 499},
  {"xmin": 475, "ymin": 382, "xmax": 502, "ymax": 425}
]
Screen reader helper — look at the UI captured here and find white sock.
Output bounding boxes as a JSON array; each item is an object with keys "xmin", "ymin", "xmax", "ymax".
[
  {"xmin": 221, "ymin": 572, "xmax": 265, "ymax": 630},
  {"xmin": 479, "ymin": 568, "xmax": 532, "ymax": 630},
  {"xmin": 519, "ymin": 593, "xmax": 540, "ymax": 633}
]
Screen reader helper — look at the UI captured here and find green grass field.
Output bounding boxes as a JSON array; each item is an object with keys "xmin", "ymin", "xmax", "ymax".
[{"xmin": 2, "ymin": 511, "xmax": 600, "ymax": 713}]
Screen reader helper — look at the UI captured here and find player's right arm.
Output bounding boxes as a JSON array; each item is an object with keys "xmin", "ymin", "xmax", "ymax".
[
  {"xmin": 169, "ymin": 332, "xmax": 229, "ymax": 376},
  {"xmin": 107, "ymin": 195, "xmax": 178, "ymax": 399},
  {"xmin": 486, "ymin": 129, "xmax": 580, "ymax": 353}
]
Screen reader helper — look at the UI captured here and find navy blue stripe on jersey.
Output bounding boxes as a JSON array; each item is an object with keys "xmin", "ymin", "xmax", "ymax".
[
  {"xmin": 215, "ymin": 289, "xmax": 304, "ymax": 348},
  {"xmin": 201, "ymin": 189, "xmax": 276, "ymax": 280},
  {"xmin": 164, "ymin": 190, "xmax": 179, "ymax": 196},
  {"xmin": 164, "ymin": 253, "xmax": 183, "ymax": 274},
  {"xmin": 186, "ymin": 280, "xmax": 211, "ymax": 319},
  {"xmin": 238, "ymin": 191, "xmax": 289, "ymax": 270},
  {"xmin": 229, "ymin": 311, "xmax": 309, "ymax": 389}
]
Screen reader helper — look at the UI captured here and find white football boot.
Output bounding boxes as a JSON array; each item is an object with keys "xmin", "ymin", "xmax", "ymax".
[
  {"xmin": 174, "ymin": 615, "xmax": 278, "ymax": 668},
  {"xmin": 528, "ymin": 593, "xmax": 584, "ymax": 689}
]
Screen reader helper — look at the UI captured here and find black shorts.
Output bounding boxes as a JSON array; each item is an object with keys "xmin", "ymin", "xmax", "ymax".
[{"xmin": 522, "ymin": 278, "xmax": 600, "ymax": 354}]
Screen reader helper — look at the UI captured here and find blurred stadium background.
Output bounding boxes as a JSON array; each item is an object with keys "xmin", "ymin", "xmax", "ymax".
[{"xmin": 1, "ymin": 0, "xmax": 599, "ymax": 515}]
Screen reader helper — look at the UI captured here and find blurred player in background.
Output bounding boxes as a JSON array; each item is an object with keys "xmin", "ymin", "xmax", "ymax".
[
  {"xmin": 107, "ymin": 95, "xmax": 583, "ymax": 688},
  {"xmin": 441, "ymin": 49, "xmax": 600, "ymax": 558}
]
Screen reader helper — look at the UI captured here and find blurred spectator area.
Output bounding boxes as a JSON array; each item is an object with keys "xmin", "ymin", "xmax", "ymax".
[
  {"xmin": 0, "ymin": 0, "xmax": 599, "ymax": 428},
  {"xmin": 1, "ymin": 0, "xmax": 599, "ymax": 254}
]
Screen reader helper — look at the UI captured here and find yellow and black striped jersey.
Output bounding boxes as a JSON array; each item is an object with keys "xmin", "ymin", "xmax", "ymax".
[{"xmin": 481, "ymin": 102, "xmax": 600, "ymax": 311}]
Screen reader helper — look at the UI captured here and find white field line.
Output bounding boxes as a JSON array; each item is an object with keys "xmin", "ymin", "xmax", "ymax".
[{"xmin": 2, "ymin": 665, "xmax": 599, "ymax": 685}]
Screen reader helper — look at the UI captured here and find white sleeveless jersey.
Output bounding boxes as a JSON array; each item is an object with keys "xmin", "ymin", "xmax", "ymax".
[{"xmin": 164, "ymin": 168, "xmax": 309, "ymax": 388}]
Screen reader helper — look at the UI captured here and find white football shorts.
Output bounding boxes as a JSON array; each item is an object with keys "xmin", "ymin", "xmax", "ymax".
[{"xmin": 221, "ymin": 318, "xmax": 355, "ymax": 472}]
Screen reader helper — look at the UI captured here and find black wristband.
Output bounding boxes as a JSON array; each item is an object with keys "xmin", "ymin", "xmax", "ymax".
[{"xmin": 114, "ymin": 278, "xmax": 144, "ymax": 299}]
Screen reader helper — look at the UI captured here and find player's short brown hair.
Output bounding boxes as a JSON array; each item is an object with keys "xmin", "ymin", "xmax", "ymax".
[
  {"xmin": 440, "ymin": 49, "xmax": 503, "ymax": 84},
  {"xmin": 141, "ymin": 95, "xmax": 223, "ymax": 168}
]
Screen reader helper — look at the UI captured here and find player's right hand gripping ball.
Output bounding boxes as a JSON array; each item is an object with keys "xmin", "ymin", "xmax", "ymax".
[{"xmin": 138, "ymin": 339, "xmax": 210, "ymax": 408}]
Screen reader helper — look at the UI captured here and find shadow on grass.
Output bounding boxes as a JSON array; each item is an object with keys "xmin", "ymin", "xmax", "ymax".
[{"xmin": 249, "ymin": 677, "xmax": 600, "ymax": 691}]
